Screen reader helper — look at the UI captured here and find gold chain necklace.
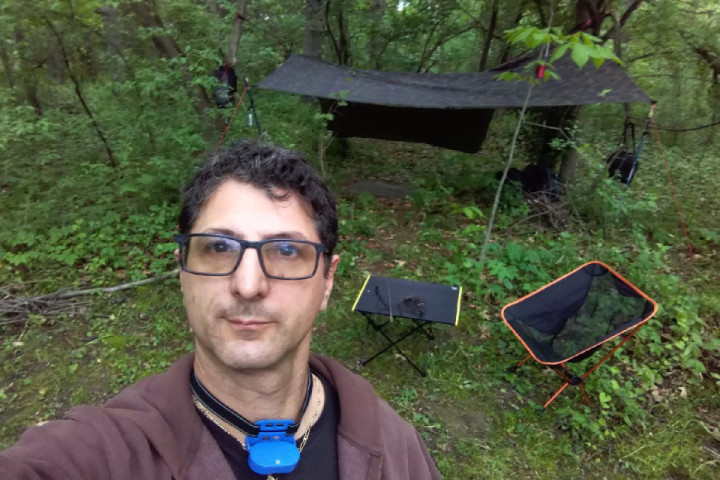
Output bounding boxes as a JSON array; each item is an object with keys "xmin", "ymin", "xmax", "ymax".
[{"xmin": 192, "ymin": 373, "xmax": 324, "ymax": 480}]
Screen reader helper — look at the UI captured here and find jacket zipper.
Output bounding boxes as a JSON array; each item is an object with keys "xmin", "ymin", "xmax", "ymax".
[{"xmin": 377, "ymin": 454, "xmax": 383, "ymax": 480}]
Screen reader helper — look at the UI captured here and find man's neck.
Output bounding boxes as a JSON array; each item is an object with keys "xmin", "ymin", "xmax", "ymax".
[{"xmin": 192, "ymin": 351, "xmax": 310, "ymax": 425}]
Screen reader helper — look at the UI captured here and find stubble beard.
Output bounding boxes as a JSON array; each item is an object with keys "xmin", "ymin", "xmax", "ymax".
[{"xmin": 197, "ymin": 301, "xmax": 298, "ymax": 372}]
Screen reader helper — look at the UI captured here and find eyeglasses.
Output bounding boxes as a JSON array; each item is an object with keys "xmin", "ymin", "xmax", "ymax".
[{"xmin": 174, "ymin": 233, "xmax": 325, "ymax": 280}]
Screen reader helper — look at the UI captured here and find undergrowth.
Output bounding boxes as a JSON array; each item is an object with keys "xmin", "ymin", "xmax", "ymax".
[{"xmin": 1, "ymin": 98, "xmax": 719, "ymax": 478}]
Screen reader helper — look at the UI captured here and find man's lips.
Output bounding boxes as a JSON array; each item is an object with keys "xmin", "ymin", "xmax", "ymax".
[{"xmin": 226, "ymin": 318, "xmax": 272, "ymax": 330}]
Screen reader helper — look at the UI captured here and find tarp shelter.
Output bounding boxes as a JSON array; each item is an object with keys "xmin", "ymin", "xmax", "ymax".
[{"xmin": 258, "ymin": 54, "xmax": 651, "ymax": 153}]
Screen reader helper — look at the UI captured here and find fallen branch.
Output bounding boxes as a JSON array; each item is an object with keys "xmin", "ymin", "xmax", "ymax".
[
  {"xmin": 0, "ymin": 270, "xmax": 178, "ymax": 321},
  {"xmin": 53, "ymin": 269, "xmax": 179, "ymax": 300}
]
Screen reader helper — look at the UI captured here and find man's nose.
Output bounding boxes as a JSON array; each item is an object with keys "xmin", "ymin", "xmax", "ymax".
[{"xmin": 229, "ymin": 247, "xmax": 269, "ymax": 299}]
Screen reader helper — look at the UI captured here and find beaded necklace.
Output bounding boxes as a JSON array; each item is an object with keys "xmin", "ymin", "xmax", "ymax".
[{"xmin": 192, "ymin": 372, "xmax": 324, "ymax": 480}]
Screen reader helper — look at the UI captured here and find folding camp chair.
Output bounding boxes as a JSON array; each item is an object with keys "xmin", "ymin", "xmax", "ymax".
[
  {"xmin": 352, "ymin": 275, "xmax": 462, "ymax": 377},
  {"xmin": 501, "ymin": 261, "xmax": 658, "ymax": 408}
]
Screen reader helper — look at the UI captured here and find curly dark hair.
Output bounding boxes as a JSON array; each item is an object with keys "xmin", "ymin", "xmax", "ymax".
[{"xmin": 178, "ymin": 139, "xmax": 337, "ymax": 273}]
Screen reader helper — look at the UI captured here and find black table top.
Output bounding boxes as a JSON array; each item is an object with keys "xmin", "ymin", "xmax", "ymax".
[{"xmin": 352, "ymin": 275, "xmax": 462, "ymax": 325}]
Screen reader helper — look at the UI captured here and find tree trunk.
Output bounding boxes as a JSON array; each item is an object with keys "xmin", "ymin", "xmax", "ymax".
[
  {"xmin": 226, "ymin": 0, "xmax": 250, "ymax": 67},
  {"xmin": 496, "ymin": 1, "xmax": 523, "ymax": 65},
  {"xmin": 325, "ymin": 0, "xmax": 350, "ymax": 66},
  {"xmin": 47, "ymin": 50, "xmax": 66, "ymax": 84},
  {"xmin": 555, "ymin": 0, "xmax": 611, "ymax": 186},
  {"xmin": 576, "ymin": 0, "xmax": 606, "ymax": 36},
  {"xmin": 130, "ymin": 1, "xmax": 215, "ymax": 119},
  {"xmin": 25, "ymin": 83, "xmax": 43, "ymax": 117},
  {"xmin": 478, "ymin": 0, "xmax": 499, "ymax": 71},
  {"xmin": 558, "ymin": 119, "xmax": 580, "ymax": 187},
  {"xmin": 14, "ymin": 27, "xmax": 42, "ymax": 116},
  {"xmin": 337, "ymin": 4, "xmax": 350, "ymax": 66},
  {"xmin": 303, "ymin": 0, "xmax": 325, "ymax": 59},
  {"xmin": 368, "ymin": 0, "xmax": 386, "ymax": 68},
  {"xmin": 97, "ymin": 6, "xmax": 124, "ymax": 55},
  {"xmin": 554, "ymin": 1, "xmax": 605, "ymax": 185},
  {"xmin": 0, "ymin": 41, "xmax": 15, "ymax": 90}
]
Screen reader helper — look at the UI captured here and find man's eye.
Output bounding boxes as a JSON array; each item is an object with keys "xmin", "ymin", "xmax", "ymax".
[
  {"xmin": 205, "ymin": 240, "xmax": 238, "ymax": 254},
  {"xmin": 277, "ymin": 243, "xmax": 300, "ymax": 257},
  {"xmin": 267, "ymin": 242, "xmax": 302, "ymax": 258}
]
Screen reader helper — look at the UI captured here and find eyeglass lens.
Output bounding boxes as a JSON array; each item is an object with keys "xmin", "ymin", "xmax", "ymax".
[{"xmin": 182, "ymin": 235, "xmax": 319, "ymax": 278}]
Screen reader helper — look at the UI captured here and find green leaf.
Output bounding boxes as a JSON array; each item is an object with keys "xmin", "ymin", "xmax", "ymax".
[
  {"xmin": 592, "ymin": 56, "xmax": 605, "ymax": 68},
  {"xmin": 581, "ymin": 32, "xmax": 602, "ymax": 44},
  {"xmin": 508, "ymin": 27, "xmax": 533, "ymax": 44},
  {"xmin": 570, "ymin": 44, "xmax": 590, "ymax": 68},
  {"xmin": 526, "ymin": 30, "xmax": 549, "ymax": 48},
  {"xmin": 550, "ymin": 43, "xmax": 570, "ymax": 62},
  {"xmin": 545, "ymin": 70, "xmax": 561, "ymax": 81},
  {"xmin": 492, "ymin": 72, "xmax": 513, "ymax": 82}
]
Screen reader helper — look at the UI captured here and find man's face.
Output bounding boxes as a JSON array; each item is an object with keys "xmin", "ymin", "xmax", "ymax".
[{"xmin": 177, "ymin": 180, "xmax": 339, "ymax": 373}]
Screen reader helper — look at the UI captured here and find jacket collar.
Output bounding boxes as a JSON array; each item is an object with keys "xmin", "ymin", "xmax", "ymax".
[
  {"xmin": 106, "ymin": 352, "xmax": 386, "ymax": 478},
  {"xmin": 309, "ymin": 354, "xmax": 385, "ymax": 455}
]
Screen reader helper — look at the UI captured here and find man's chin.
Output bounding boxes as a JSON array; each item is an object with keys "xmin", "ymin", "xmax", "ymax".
[{"xmin": 217, "ymin": 346, "xmax": 282, "ymax": 372}]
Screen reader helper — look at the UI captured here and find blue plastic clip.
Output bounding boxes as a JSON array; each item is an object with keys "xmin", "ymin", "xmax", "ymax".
[{"xmin": 246, "ymin": 420, "xmax": 300, "ymax": 475}]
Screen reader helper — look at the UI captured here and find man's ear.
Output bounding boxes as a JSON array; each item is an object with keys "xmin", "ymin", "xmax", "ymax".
[
  {"xmin": 320, "ymin": 254, "xmax": 340, "ymax": 311},
  {"xmin": 174, "ymin": 249, "xmax": 184, "ymax": 293}
]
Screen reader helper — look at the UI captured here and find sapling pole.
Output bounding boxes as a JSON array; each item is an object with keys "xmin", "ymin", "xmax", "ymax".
[{"xmin": 477, "ymin": 84, "xmax": 534, "ymax": 272}]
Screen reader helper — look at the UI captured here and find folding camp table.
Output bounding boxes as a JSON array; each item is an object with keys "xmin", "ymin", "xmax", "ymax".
[
  {"xmin": 352, "ymin": 275, "xmax": 462, "ymax": 377},
  {"xmin": 502, "ymin": 261, "xmax": 658, "ymax": 408}
]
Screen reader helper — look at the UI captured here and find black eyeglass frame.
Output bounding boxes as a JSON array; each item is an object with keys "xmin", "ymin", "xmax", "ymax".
[{"xmin": 173, "ymin": 233, "xmax": 326, "ymax": 280}]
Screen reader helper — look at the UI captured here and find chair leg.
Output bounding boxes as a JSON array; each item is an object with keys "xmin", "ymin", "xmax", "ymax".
[
  {"xmin": 544, "ymin": 363, "xmax": 588, "ymax": 408},
  {"xmin": 517, "ymin": 354, "xmax": 532, "ymax": 368},
  {"xmin": 544, "ymin": 381, "xmax": 571, "ymax": 408},
  {"xmin": 507, "ymin": 354, "xmax": 532, "ymax": 373},
  {"xmin": 578, "ymin": 384, "xmax": 591, "ymax": 406}
]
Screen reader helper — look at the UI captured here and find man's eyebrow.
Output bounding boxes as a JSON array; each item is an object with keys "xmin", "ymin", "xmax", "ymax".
[
  {"xmin": 200, "ymin": 228, "xmax": 311, "ymax": 241},
  {"xmin": 265, "ymin": 231, "xmax": 310, "ymax": 241},
  {"xmin": 203, "ymin": 227, "xmax": 240, "ymax": 237}
]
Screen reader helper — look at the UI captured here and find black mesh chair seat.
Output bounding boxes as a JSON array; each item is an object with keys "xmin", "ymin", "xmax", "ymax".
[{"xmin": 502, "ymin": 261, "xmax": 658, "ymax": 407}]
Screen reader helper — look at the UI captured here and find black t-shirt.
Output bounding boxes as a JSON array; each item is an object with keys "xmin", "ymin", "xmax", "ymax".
[{"xmin": 197, "ymin": 373, "xmax": 340, "ymax": 479}]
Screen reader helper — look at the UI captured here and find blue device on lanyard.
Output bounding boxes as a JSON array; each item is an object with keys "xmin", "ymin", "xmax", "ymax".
[
  {"xmin": 189, "ymin": 369, "xmax": 313, "ymax": 475},
  {"xmin": 246, "ymin": 420, "xmax": 300, "ymax": 475}
]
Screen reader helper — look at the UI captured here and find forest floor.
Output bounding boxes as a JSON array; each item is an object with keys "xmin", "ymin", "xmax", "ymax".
[{"xmin": 1, "ymin": 138, "xmax": 719, "ymax": 479}]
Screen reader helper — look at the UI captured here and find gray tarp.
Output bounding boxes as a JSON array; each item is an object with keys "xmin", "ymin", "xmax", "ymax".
[{"xmin": 258, "ymin": 54, "xmax": 650, "ymax": 152}]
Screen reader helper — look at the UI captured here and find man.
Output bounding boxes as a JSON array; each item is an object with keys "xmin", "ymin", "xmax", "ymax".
[{"xmin": 0, "ymin": 139, "xmax": 441, "ymax": 479}]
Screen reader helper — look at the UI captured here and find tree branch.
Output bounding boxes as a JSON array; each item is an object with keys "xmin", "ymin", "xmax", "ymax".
[
  {"xmin": 418, "ymin": 20, "xmax": 480, "ymax": 72},
  {"xmin": 478, "ymin": 0, "xmax": 499, "ymax": 71},
  {"xmin": 0, "ymin": 270, "xmax": 179, "ymax": 322},
  {"xmin": 417, "ymin": 21, "xmax": 440, "ymax": 72},
  {"xmin": 325, "ymin": 0, "xmax": 341, "ymax": 64},
  {"xmin": 627, "ymin": 50, "xmax": 674, "ymax": 63},
  {"xmin": 601, "ymin": 0, "xmax": 645, "ymax": 42},
  {"xmin": 54, "ymin": 270, "xmax": 179, "ymax": 299},
  {"xmin": 679, "ymin": 30, "xmax": 720, "ymax": 79},
  {"xmin": 44, "ymin": 17, "xmax": 116, "ymax": 167}
]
